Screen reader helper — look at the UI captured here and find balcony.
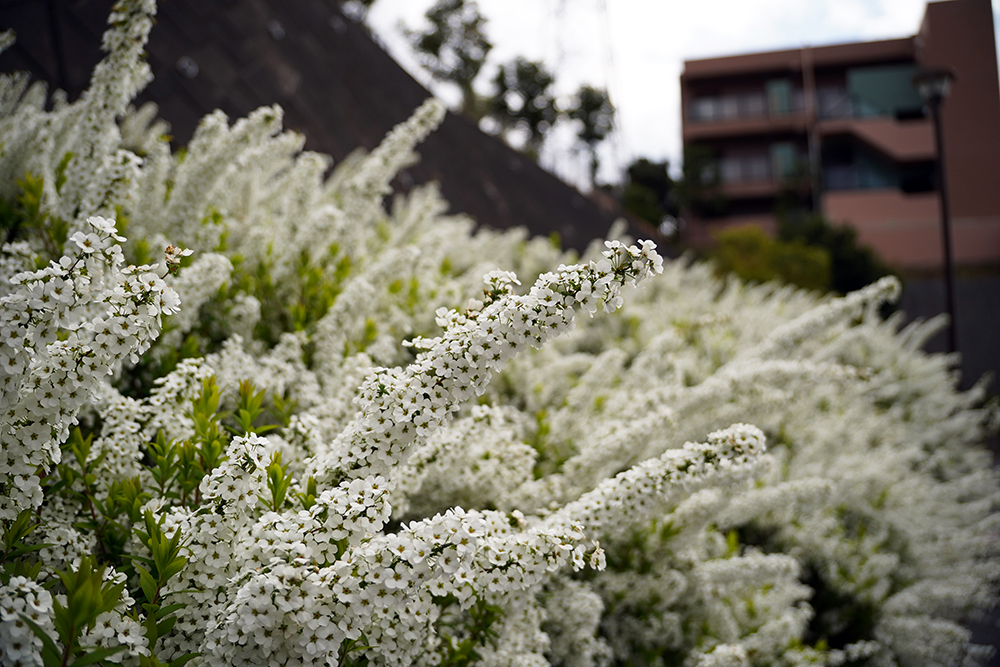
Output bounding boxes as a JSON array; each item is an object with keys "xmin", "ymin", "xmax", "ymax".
[
  {"xmin": 713, "ymin": 145, "xmax": 804, "ymax": 199},
  {"xmin": 818, "ymin": 117, "xmax": 934, "ymax": 162},
  {"xmin": 684, "ymin": 88, "xmax": 808, "ymax": 140}
]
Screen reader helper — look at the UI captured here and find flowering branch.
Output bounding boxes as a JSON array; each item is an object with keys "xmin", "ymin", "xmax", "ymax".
[
  {"xmin": 0, "ymin": 216, "xmax": 184, "ymax": 520},
  {"xmin": 306, "ymin": 240, "xmax": 664, "ymax": 486},
  {"xmin": 545, "ymin": 423, "xmax": 768, "ymax": 539}
]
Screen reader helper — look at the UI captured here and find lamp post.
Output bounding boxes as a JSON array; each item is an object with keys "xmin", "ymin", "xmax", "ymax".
[{"xmin": 913, "ymin": 67, "xmax": 957, "ymax": 354}]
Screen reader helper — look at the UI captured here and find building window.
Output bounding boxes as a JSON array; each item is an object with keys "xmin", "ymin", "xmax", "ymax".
[
  {"xmin": 746, "ymin": 154, "xmax": 770, "ymax": 181},
  {"xmin": 767, "ymin": 79, "xmax": 792, "ymax": 116},
  {"xmin": 821, "ymin": 142, "xmax": 910, "ymax": 191},
  {"xmin": 688, "ymin": 92, "xmax": 771, "ymax": 123},
  {"xmin": 720, "ymin": 95, "xmax": 740, "ymax": 120},
  {"xmin": 818, "ymin": 86, "xmax": 852, "ymax": 119},
  {"xmin": 741, "ymin": 93, "xmax": 766, "ymax": 117},
  {"xmin": 690, "ymin": 97, "xmax": 716, "ymax": 122},
  {"xmin": 770, "ymin": 142, "xmax": 797, "ymax": 179},
  {"xmin": 720, "ymin": 157, "xmax": 742, "ymax": 183},
  {"xmin": 847, "ymin": 64, "xmax": 923, "ymax": 119},
  {"xmin": 718, "ymin": 154, "xmax": 773, "ymax": 183}
]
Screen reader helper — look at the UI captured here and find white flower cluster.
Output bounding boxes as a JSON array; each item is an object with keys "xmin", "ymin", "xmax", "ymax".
[
  {"xmin": 0, "ymin": 216, "xmax": 182, "ymax": 520},
  {"xmin": 83, "ymin": 567, "xmax": 150, "ymax": 661},
  {"xmin": 306, "ymin": 239, "xmax": 664, "ymax": 485},
  {"xmin": 157, "ymin": 252, "xmax": 233, "ymax": 351},
  {"xmin": 1, "ymin": 3, "xmax": 998, "ymax": 666},
  {"xmin": 205, "ymin": 505, "xmax": 600, "ymax": 666},
  {"xmin": 547, "ymin": 424, "xmax": 767, "ymax": 538},
  {"xmin": 0, "ymin": 0, "xmax": 155, "ymax": 234},
  {"xmin": 0, "ymin": 577, "xmax": 53, "ymax": 667},
  {"xmin": 128, "ymin": 426, "xmax": 646, "ymax": 667}
]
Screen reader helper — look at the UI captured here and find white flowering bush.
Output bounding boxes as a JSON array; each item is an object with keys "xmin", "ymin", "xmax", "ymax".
[{"xmin": 1, "ymin": 2, "xmax": 998, "ymax": 667}]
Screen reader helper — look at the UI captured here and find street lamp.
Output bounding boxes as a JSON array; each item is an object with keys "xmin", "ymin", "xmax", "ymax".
[{"xmin": 912, "ymin": 67, "xmax": 957, "ymax": 354}]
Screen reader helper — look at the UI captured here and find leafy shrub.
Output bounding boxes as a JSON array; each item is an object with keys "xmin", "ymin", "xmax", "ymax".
[
  {"xmin": 712, "ymin": 224, "xmax": 832, "ymax": 292},
  {"xmin": 777, "ymin": 213, "xmax": 893, "ymax": 296}
]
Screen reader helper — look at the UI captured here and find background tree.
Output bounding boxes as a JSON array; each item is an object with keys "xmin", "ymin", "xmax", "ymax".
[
  {"xmin": 339, "ymin": 0, "xmax": 378, "ymax": 22},
  {"xmin": 567, "ymin": 85, "xmax": 615, "ymax": 188},
  {"xmin": 401, "ymin": 4, "xmax": 618, "ymax": 179},
  {"xmin": 711, "ymin": 225, "xmax": 832, "ymax": 291},
  {"xmin": 485, "ymin": 57, "xmax": 559, "ymax": 157},
  {"xmin": 774, "ymin": 181, "xmax": 893, "ymax": 294},
  {"xmin": 778, "ymin": 212, "xmax": 892, "ymax": 294},
  {"xmin": 676, "ymin": 144, "xmax": 727, "ymax": 219},
  {"xmin": 402, "ymin": 0, "xmax": 493, "ymax": 116},
  {"xmin": 621, "ymin": 158, "xmax": 675, "ymax": 224}
]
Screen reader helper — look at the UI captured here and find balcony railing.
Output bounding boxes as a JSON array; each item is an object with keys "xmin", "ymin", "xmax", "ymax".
[
  {"xmin": 719, "ymin": 155, "xmax": 772, "ymax": 184},
  {"xmin": 688, "ymin": 91, "xmax": 805, "ymax": 124},
  {"xmin": 817, "ymin": 89, "xmax": 883, "ymax": 120},
  {"xmin": 690, "ymin": 88, "xmax": 925, "ymax": 124}
]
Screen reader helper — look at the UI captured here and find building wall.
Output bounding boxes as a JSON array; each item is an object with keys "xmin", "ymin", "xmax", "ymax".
[
  {"xmin": 680, "ymin": 0, "xmax": 1000, "ymax": 272},
  {"xmin": 919, "ymin": 0, "xmax": 1000, "ymax": 220}
]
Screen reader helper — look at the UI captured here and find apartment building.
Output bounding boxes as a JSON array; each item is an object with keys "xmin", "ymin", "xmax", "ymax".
[{"xmin": 680, "ymin": 0, "xmax": 1000, "ymax": 271}]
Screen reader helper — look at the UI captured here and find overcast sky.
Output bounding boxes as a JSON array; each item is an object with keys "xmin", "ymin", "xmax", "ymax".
[{"xmin": 365, "ymin": 0, "xmax": 1000, "ymax": 186}]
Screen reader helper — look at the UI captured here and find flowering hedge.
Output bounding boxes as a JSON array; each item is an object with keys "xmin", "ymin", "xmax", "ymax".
[{"xmin": 1, "ymin": 3, "xmax": 998, "ymax": 667}]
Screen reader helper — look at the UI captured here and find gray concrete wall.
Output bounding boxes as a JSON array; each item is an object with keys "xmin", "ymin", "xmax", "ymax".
[{"xmin": 899, "ymin": 276, "xmax": 1000, "ymax": 392}]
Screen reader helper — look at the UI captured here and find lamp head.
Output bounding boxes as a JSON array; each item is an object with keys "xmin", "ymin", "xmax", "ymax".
[{"xmin": 912, "ymin": 67, "xmax": 956, "ymax": 106}]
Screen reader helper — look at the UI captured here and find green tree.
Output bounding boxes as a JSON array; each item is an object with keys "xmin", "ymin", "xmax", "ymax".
[
  {"xmin": 403, "ymin": 0, "xmax": 493, "ymax": 116},
  {"xmin": 778, "ymin": 212, "xmax": 892, "ymax": 295},
  {"xmin": 339, "ymin": 0, "xmax": 378, "ymax": 22},
  {"xmin": 486, "ymin": 57, "xmax": 559, "ymax": 157},
  {"xmin": 621, "ymin": 158, "xmax": 677, "ymax": 235},
  {"xmin": 567, "ymin": 85, "xmax": 615, "ymax": 187},
  {"xmin": 677, "ymin": 144, "xmax": 726, "ymax": 218},
  {"xmin": 712, "ymin": 224, "xmax": 832, "ymax": 292}
]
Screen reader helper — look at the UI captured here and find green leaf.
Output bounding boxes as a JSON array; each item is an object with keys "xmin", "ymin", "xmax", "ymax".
[
  {"xmin": 7, "ymin": 542, "xmax": 49, "ymax": 557},
  {"xmin": 54, "ymin": 151, "xmax": 74, "ymax": 193},
  {"xmin": 68, "ymin": 645, "xmax": 129, "ymax": 667},
  {"xmin": 154, "ymin": 603, "xmax": 186, "ymax": 620},
  {"xmin": 2, "ymin": 508, "xmax": 38, "ymax": 549},
  {"xmin": 167, "ymin": 653, "xmax": 202, "ymax": 667},
  {"xmin": 136, "ymin": 564, "xmax": 157, "ymax": 605},
  {"xmin": 156, "ymin": 615, "xmax": 178, "ymax": 636}
]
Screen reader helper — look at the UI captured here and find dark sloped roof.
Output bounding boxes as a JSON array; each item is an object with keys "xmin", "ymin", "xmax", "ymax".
[{"xmin": 1, "ymin": 0, "xmax": 645, "ymax": 251}]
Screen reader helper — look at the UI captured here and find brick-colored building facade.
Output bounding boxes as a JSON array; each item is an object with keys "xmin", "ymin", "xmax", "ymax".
[{"xmin": 680, "ymin": 0, "xmax": 1000, "ymax": 271}]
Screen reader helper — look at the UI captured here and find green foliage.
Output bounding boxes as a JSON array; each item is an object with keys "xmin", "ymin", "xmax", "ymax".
[
  {"xmin": 49, "ymin": 428, "xmax": 143, "ymax": 567},
  {"xmin": 22, "ymin": 556, "xmax": 128, "ymax": 667},
  {"xmin": 434, "ymin": 597, "xmax": 504, "ymax": 667},
  {"xmin": 226, "ymin": 244, "xmax": 353, "ymax": 349},
  {"xmin": 227, "ymin": 379, "xmax": 280, "ymax": 437},
  {"xmin": 130, "ymin": 513, "xmax": 198, "ymax": 667},
  {"xmin": 270, "ymin": 392, "xmax": 298, "ymax": 429},
  {"xmin": 403, "ymin": 0, "xmax": 493, "ymax": 116},
  {"xmin": 712, "ymin": 225, "xmax": 832, "ymax": 292},
  {"xmin": 527, "ymin": 409, "xmax": 575, "ymax": 479},
  {"xmin": 487, "ymin": 58, "xmax": 559, "ymax": 155},
  {"xmin": 677, "ymin": 145, "xmax": 726, "ymax": 218},
  {"xmin": 185, "ymin": 379, "xmax": 230, "ymax": 490},
  {"xmin": 296, "ymin": 476, "xmax": 319, "ymax": 511},
  {"xmin": 1, "ymin": 170, "xmax": 70, "ymax": 258},
  {"xmin": 142, "ymin": 376, "xmax": 259, "ymax": 510},
  {"xmin": 568, "ymin": 85, "xmax": 615, "ymax": 186},
  {"xmin": 256, "ymin": 451, "xmax": 294, "ymax": 512},
  {"xmin": 622, "ymin": 158, "xmax": 675, "ymax": 227},
  {"xmin": 13, "ymin": 377, "xmax": 268, "ymax": 666},
  {"xmin": 778, "ymin": 213, "xmax": 893, "ymax": 295},
  {"xmin": 290, "ymin": 248, "xmax": 353, "ymax": 333},
  {"xmin": 1, "ymin": 509, "xmax": 46, "ymax": 583}
]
